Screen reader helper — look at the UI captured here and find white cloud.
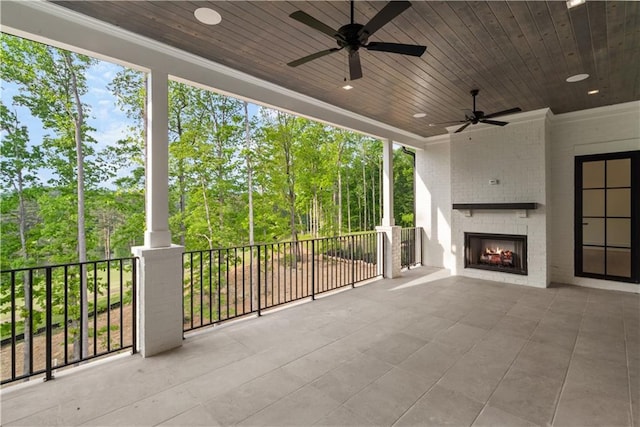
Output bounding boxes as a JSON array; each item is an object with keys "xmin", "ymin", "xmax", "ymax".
[{"xmin": 89, "ymin": 122, "xmax": 132, "ymax": 155}]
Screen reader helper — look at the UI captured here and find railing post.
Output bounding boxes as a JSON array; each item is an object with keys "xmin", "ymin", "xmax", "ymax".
[
  {"xmin": 44, "ymin": 267, "xmax": 54, "ymax": 381},
  {"xmin": 381, "ymin": 232, "xmax": 386, "ymax": 278},
  {"xmin": 414, "ymin": 227, "xmax": 424, "ymax": 266},
  {"xmin": 10, "ymin": 271, "xmax": 16, "ymax": 381},
  {"xmin": 250, "ymin": 246, "xmax": 254, "ymax": 313},
  {"xmin": 131, "ymin": 258, "xmax": 137, "ymax": 354},
  {"xmin": 351, "ymin": 236, "xmax": 355, "ymax": 288},
  {"xmin": 257, "ymin": 245, "xmax": 262, "ymax": 316},
  {"xmin": 311, "ymin": 240, "xmax": 315, "ymax": 300}
]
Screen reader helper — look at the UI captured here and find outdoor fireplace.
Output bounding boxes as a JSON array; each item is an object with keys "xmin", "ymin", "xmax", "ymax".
[{"xmin": 465, "ymin": 232, "xmax": 527, "ymax": 275}]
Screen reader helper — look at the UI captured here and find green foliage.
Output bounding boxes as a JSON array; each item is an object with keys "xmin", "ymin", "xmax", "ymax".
[
  {"xmin": 394, "ymin": 148, "xmax": 415, "ymax": 227},
  {"xmin": 0, "ymin": 33, "xmax": 415, "ymax": 264}
]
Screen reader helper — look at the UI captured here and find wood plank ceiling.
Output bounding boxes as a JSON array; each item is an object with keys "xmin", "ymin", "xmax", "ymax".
[{"xmin": 52, "ymin": 1, "xmax": 640, "ymax": 138}]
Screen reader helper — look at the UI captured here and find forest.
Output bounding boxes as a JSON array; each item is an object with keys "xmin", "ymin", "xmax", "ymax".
[{"xmin": 0, "ymin": 32, "xmax": 415, "ymax": 271}]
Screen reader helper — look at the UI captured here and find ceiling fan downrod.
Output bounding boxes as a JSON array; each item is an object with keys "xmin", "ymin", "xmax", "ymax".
[{"xmin": 351, "ymin": 0, "xmax": 355, "ymax": 25}]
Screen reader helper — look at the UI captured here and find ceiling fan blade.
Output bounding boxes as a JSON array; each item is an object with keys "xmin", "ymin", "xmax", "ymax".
[
  {"xmin": 483, "ymin": 107, "xmax": 522, "ymax": 119},
  {"xmin": 454, "ymin": 122, "xmax": 472, "ymax": 133},
  {"xmin": 480, "ymin": 119, "xmax": 508, "ymax": 126},
  {"xmin": 289, "ymin": 11, "xmax": 344, "ymax": 41},
  {"xmin": 366, "ymin": 42, "xmax": 426, "ymax": 57},
  {"xmin": 349, "ymin": 50, "xmax": 363, "ymax": 80},
  {"xmin": 287, "ymin": 48, "xmax": 341, "ymax": 67},
  {"xmin": 359, "ymin": 1, "xmax": 411, "ymax": 39}
]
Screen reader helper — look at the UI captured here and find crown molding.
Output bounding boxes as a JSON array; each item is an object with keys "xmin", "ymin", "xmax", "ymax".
[{"xmin": 551, "ymin": 101, "xmax": 640, "ymax": 124}]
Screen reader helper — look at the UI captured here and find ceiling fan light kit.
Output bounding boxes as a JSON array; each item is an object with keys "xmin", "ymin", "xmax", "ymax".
[{"xmin": 287, "ymin": 0, "xmax": 427, "ymax": 81}]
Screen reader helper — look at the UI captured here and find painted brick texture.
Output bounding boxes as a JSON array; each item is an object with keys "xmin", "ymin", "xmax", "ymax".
[{"xmin": 450, "ymin": 112, "xmax": 550, "ymax": 287}]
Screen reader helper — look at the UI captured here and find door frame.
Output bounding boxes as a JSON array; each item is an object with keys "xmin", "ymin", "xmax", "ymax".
[{"xmin": 574, "ymin": 150, "xmax": 640, "ymax": 284}]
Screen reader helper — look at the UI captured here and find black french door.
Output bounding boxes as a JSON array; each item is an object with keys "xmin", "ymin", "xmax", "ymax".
[{"xmin": 575, "ymin": 151, "xmax": 639, "ymax": 283}]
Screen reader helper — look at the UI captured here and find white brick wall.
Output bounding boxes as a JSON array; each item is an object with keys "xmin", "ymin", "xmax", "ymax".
[
  {"xmin": 549, "ymin": 101, "xmax": 640, "ymax": 293},
  {"xmin": 415, "ymin": 136, "xmax": 454, "ymax": 270},
  {"xmin": 450, "ymin": 109, "xmax": 551, "ymax": 288}
]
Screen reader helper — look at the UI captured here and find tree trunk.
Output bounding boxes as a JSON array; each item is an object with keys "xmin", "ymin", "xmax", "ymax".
[
  {"xmin": 65, "ymin": 52, "xmax": 88, "ymax": 359},
  {"xmin": 313, "ymin": 193, "xmax": 318, "ymax": 237},
  {"xmin": 200, "ymin": 177, "xmax": 214, "ymax": 250},
  {"xmin": 362, "ymin": 147, "xmax": 367, "ymax": 231},
  {"xmin": 175, "ymin": 109, "xmax": 186, "ymax": 247},
  {"xmin": 337, "ymin": 169, "xmax": 342, "ymax": 235},
  {"xmin": 280, "ymin": 113, "xmax": 298, "ymax": 265},
  {"xmin": 103, "ymin": 211, "xmax": 111, "ymax": 259},
  {"xmin": 379, "ymin": 156, "xmax": 383, "ymax": 226},
  {"xmin": 357, "ymin": 190, "xmax": 362, "ymax": 231},
  {"xmin": 16, "ymin": 171, "xmax": 31, "ymax": 375},
  {"xmin": 212, "ymin": 115, "xmax": 225, "ymax": 237},
  {"xmin": 346, "ymin": 172, "xmax": 352, "ymax": 234},
  {"xmin": 244, "ymin": 102, "xmax": 254, "ymax": 246},
  {"xmin": 179, "ymin": 169, "xmax": 186, "ymax": 247},
  {"xmin": 370, "ymin": 165, "xmax": 376, "ymax": 227}
]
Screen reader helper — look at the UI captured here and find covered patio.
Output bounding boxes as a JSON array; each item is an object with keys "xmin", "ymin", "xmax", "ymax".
[
  {"xmin": 2, "ymin": 268, "xmax": 638, "ymax": 426},
  {"xmin": 1, "ymin": 1, "xmax": 639, "ymax": 425}
]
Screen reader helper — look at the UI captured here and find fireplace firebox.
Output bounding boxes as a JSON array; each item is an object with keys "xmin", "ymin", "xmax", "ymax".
[{"xmin": 464, "ymin": 232, "xmax": 527, "ymax": 275}]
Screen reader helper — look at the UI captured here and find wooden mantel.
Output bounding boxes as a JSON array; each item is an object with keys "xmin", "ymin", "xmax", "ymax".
[
  {"xmin": 452, "ymin": 203, "xmax": 538, "ymax": 218},
  {"xmin": 452, "ymin": 203, "xmax": 537, "ymax": 210}
]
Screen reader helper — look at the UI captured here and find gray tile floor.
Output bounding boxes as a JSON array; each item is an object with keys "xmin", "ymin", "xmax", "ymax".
[{"xmin": 1, "ymin": 267, "xmax": 639, "ymax": 426}]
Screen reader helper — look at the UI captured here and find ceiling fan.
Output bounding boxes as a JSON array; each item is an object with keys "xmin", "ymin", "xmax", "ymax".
[
  {"xmin": 287, "ymin": 0, "xmax": 427, "ymax": 81},
  {"xmin": 430, "ymin": 89, "xmax": 522, "ymax": 133}
]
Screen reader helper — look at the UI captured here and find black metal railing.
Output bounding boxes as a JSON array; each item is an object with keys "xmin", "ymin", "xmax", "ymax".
[
  {"xmin": 182, "ymin": 232, "xmax": 382, "ymax": 332},
  {"xmin": 401, "ymin": 227, "xmax": 422, "ymax": 269},
  {"xmin": 0, "ymin": 258, "xmax": 137, "ymax": 385}
]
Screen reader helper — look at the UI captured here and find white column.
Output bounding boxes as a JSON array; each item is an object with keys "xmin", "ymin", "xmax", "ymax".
[
  {"xmin": 376, "ymin": 139, "xmax": 401, "ymax": 278},
  {"xmin": 381, "ymin": 138, "xmax": 394, "ymax": 227},
  {"xmin": 145, "ymin": 71, "xmax": 171, "ymax": 248},
  {"xmin": 132, "ymin": 69, "xmax": 183, "ymax": 357}
]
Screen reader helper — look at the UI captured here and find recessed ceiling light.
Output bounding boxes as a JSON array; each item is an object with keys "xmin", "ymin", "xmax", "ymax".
[
  {"xmin": 194, "ymin": 8, "xmax": 222, "ymax": 25},
  {"xmin": 566, "ymin": 73, "xmax": 589, "ymax": 82},
  {"xmin": 413, "ymin": 113, "xmax": 426, "ymax": 118},
  {"xmin": 342, "ymin": 85, "xmax": 353, "ymax": 90},
  {"xmin": 588, "ymin": 89, "xmax": 600, "ymax": 95},
  {"xmin": 566, "ymin": 0, "xmax": 586, "ymax": 9}
]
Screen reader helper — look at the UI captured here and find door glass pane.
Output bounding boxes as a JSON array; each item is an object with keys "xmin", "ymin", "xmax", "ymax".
[
  {"xmin": 606, "ymin": 248, "xmax": 631, "ymax": 278},
  {"xmin": 583, "ymin": 161, "xmax": 605, "ymax": 188},
  {"xmin": 607, "ymin": 218, "xmax": 631, "ymax": 247},
  {"xmin": 607, "ymin": 189, "xmax": 631, "ymax": 217},
  {"xmin": 583, "ymin": 247, "xmax": 605, "ymax": 274},
  {"xmin": 583, "ymin": 189, "xmax": 605, "ymax": 216},
  {"xmin": 583, "ymin": 218, "xmax": 605, "ymax": 246},
  {"xmin": 607, "ymin": 158, "xmax": 631, "ymax": 187}
]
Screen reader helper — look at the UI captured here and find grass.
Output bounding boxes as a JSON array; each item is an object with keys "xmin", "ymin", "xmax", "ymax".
[{"xmin": 1, "ymin": 291, "xmax": 133, "ymax": 339}]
